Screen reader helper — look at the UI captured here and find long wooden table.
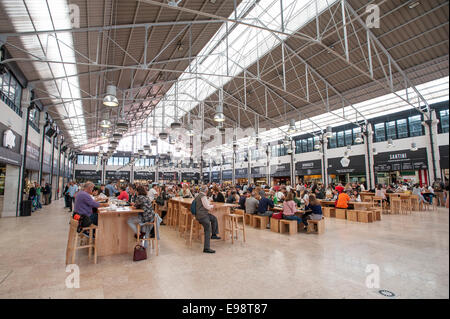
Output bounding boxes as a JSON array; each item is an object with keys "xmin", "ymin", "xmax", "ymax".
[
  {"xmin": 96, "ymin": 206, "xmax": 144, "ymax": 257},
  {"xmin": 318, "ymin": 200, "xmax": 373, "ymax": 210},
  {"xmin": 169, "ymin": 197, "xmax": 238, "ymax": 240}
]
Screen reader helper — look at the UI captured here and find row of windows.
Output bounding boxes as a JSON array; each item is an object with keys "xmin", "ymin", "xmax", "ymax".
[
  {"xmin": 107, "ymin": 157, "xmax": 130, "ymax": 166},
  {"xmin": 374, "ymin": 115, "xmax": 423, "ymax": 142},
  {"xmin": 0, "ymin": 70, "xmax": 23, "ymax": 116},
  {"xmin": 77, "ymin": 155, "xmax": 97, "ymax": 165},
  {"xmin": 440, "ymin": 110, "xmax": 449, "ymax": 133}
]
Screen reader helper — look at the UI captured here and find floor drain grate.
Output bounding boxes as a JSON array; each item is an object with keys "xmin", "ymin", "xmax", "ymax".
[{"xmin": 378, "ymin": 289, "xmax": 395, "ymax": 297}]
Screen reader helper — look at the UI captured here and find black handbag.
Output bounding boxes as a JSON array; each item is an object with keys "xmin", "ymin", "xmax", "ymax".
[{"xmin": 133, "ymin": 245, "xmax": 147, "ymax": 261}]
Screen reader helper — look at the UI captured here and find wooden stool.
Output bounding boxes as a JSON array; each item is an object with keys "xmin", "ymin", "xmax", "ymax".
[
  {"xmin": 372, "ymin": 196, "xmax": 383, "ymax": 209},
  {"xmin": 188, "ymin": 218, "xmax": 204, "ymax": 247},
  {"xmin": 66, "ymin": 219, "xmax": 98, "ymax": 265},
  {"xmin": 368, "ymin": 208, "xmax": 382, "ymax": 221},
  {"xmin": 335, "ymin": 209, "xmax": 347, "ymax": 219},
  {"xmin": 410, "ymin": 195, "xmax": 420, "ymax": 211},
  {"xmin": 357, "ymin": 210, "xmax": 374, "ymax": 223},
  {"xmin": 136, "ymin": 220, "xmax": 159, "ymax": 256},
  {"xmin": 346, "ymin": 210, "xmax": 358, "ymax": 222},
  {"xmin": 391, "ymin": 198, "xmax": 401, "ymax": 214},
  {"xmin": 323, "ymin": 207, "xmax": 335, "ymax": 218},
  {"xmin": 279, "ymin": 219, "xmax": 297, "ymax": 235},
  {"xmin": 307, "ymin": 218, "xmax": 324, "ymax": 234},
  {"xmin": 400, "ymin": 196, "xmax": 412, "ymax": 215},
  {"xmin": 166, "ymin": 201, "xmax": 174, "ymax": 226},
  {"xmin": 178, "ymin": 207, "xmax": 190, "ymax": 239},
  {"xmin": 270, "ymin": 217, "xmax": 280, "ymax": 233},
  {"xmin": 244, "ymin": 213, "xmax": 253, "ymax": 225},
  {"xmin": 224, "ymin": 214, "xmax": 246, "ymax": 244},
  {"xmin": 233, "ymin": 209, "xmax": 245, "ymax": 216},
  {"xmin": 252, "ymin": 215, "xmax": 269, "ymax": 229}
]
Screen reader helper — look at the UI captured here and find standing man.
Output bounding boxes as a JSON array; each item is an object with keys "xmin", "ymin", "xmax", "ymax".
[
  {"xmin": 67, "ymin": 181, "xmax": 79, "ymax": 212},
  {"xmin": 43, "ymin": 183, "xmax": 51, "ymax": 205},
  {"xmin": 195, "ymin": 185, "xmax": 221, "ymax": 254}
]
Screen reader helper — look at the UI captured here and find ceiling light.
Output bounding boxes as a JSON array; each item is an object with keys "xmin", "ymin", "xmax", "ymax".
[
  {"xmin": 288, "ymin": 119, "xmax": 296, "ymax": 134},
  {"xmin": 409, "ymin": 1, "xmax": 420, "ymax": 9},
  {"xmin": 355, "ymin": 133, "xmax": 363, "ymax": 144},
  {"xmin": 144, "ymin": 144, "xmax": 150, "ymax": 151},
  {"xmin": 324, "ymin": 126, "xmax": 333, "ymax": 138},
  {"xmin": 214, "ymin": 111, "xmax": 225, "ymax": 122},
  {"xmin": 387, "ymin": 138, "xmax": 394, "ymax": 148},
  {"xmin": 159, "ymin": 131, "xmax": 169, "ymax": 140},
  {"xmin": 103, "ymin": 85, "xmax": 119, "ymax": 107},
  {"xmin": 411, "ymin": 142, "xmax": 418, "ymax": 151},
  {"xmin": 170, "ymin": 120, "xmax": 182, "ymax": 130},
  {"xmin": 373, "ymin": 147, "xmax": 378, "ymax": 155},
  {"xmin": 314, "ymin": 142, "xmax": 321, "ymax": 150},
  {"xmin": 116, "ymin": 121, "xmax": 128, "ymax": 133},
  {"xmin": 113, "ymin": 133, "xmax": 122, "ymax": 141},
  {"xmin": 99, "ymin": 119, "xmax": 111, "ymax": 128},
  {"xmin": 151, "ymin": 139, "xmax": 158, "ymax": 146}
]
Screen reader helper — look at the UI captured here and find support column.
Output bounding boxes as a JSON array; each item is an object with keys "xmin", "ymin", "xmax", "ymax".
[
  {"xmin": 290, "ymin": 140, "xmax": 295, "ymax": 186},
  {"xmin": 209, "ymin": 158, "xmax": 212, "ymax": 184},
  {"xmin": 322, "ymin": 136, "xmax": 329, "ymax": 188},
  {"xmin": 49, "ymin": 133, "xmax": 56, "ymax": 199},
  {"xmin": 232, "ymin": 151, "xmax": 236, "ymax": 185},
  {"xmin": 266, "ymin": 145, "xmax": 271, "ymax": 187},
  {"xmin": 220, "ymin": 156, "xmax": 223, "ymax": 184},
  {"xmin": 56, "ymin": 138, "xmax": 63, "ymax": 199},
  {"xmin": 423, "ymin": 110, "xmax": 441, "ymax": 182},
  {"xmin": 247, "ymin": 149, "xmax": 251, "ymax": 187},
  {"xmin": 38, "ymin": 116, "xmax": 49, "ymax": 185},
  {"xmin": 364, "ymin": 123, "xmax": 376, "ymax": 189},
  {"xmin": 101, "ymin": 158, "xmax": 106, "ymax": 184}
]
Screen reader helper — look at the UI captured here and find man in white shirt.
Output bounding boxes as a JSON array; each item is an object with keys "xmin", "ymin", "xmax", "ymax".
[
  {"xmin": 148, "ymin": 184, "xmax": 158, "ymax": 201},
  {"xmin": 195, "ymin": 186, "xmax": 220, "ymax": 253}
]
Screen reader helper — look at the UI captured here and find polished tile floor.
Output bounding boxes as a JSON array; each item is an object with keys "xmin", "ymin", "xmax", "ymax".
[{"xmin": 0, "ymin": 199, "xmax": 448, "ymax": 299}]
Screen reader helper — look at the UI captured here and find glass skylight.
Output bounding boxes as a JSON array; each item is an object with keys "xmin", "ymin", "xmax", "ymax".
[{"xmin": 3, "ymin": 0, "xmax": 87, "ymax": 146}]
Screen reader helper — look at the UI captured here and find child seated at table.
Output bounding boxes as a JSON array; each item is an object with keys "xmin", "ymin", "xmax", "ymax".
[
  {"xmin": 282, "ymin": 192, "xmax": 302, "ymax": 225},
  {"xmin": 304, "ymin": 195, "xmax": 323, "ymax": 228}
]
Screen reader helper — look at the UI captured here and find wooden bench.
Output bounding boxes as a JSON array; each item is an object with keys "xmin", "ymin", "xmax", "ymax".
[
  {"xmin": 322, "ymin": 207, "xmax": 335, "ymax": 218},
  {"xmin": 357, "ymin": 210, "xmax": 374, "ymax": 223},
  {"xmin": 252, "ymin": 215, "xmax": 269, "ymax": 229},
  {"xmin": 368, "ymin": 208, "xmax": 382, "ymax": 221},
  {"xmin": 307, "ymin": 218, "xmax": 325, "ymax": 234},
  {"xmin": 270, "ymin": 217, "xmax": 281, "ymax": 233},
  {"xmin": 244, "ymin": 213, "xmax": 253, "ymax": 225},
  {"xmin": 335, "ymin": 209, "xmax": 347, "ymax": 220},
  {"xmin": 279, "ymin": 219, "xmax": 297, "ymax": 235},
  {"xmin": 346, "ymin": 210, "xmax": 358, "ymax": 222}
]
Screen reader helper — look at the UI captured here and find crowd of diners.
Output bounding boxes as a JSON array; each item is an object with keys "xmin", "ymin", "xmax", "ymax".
[{"xmin": 64, "ymin": 178, "xmax": 449, "ymax": 254}]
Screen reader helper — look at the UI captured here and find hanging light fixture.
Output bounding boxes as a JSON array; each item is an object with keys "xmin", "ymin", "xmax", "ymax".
[
  {"xmin": 314, "ymin": 141, "xmax": 321, "ymax": 150},
  {"xmin": 324, "ymin": 126, "xmax": 333, "ymax": 138},
  {"xmin": 344, "ymin": 151, "xmax": 349, "ymax": 158},
  {"xmin": 387, "ymin": 138, "xmax": 394, "ymax": 148},
  {"xmin": 112, "ymin": 133, "xmax": 122, "ymax": 141},
  {"xmin": 159, "ymin": 99, "xmax": 168, "ymax": 140},
  {"xmin": 288, "ymin": 119, "xmax": 296, "ymax": 134},
  {"xmin": 170, "ymin": 81, "xmax": 182, "ymax": 129},
  {"xmin": 373, "ymin": 147, "xmax": 378, "ymax": 155},
  {"xmin": 411, "ymin": 142, "xmax": 418, "ymax": 151},
  {"xmin": 116, "ymin": 121, "xmax": 128, "ymax": 133},
  {"xmin": 283, "ymin": 135, "xmax": 291, "ymax": 146},
  {"xmin": 100, "ymin": 119, "xmax": 111, "ymax": 128},
  {"xmin": 103, "ymin": 85, "xmax": 119, "ymax": 107},
  {"xmin": 355, "ymin": 132, "xmax": 363, "ymax": 144},
  {"xmin": 214, "ymin": 88, "xmax": 225, "ymax": 122}
]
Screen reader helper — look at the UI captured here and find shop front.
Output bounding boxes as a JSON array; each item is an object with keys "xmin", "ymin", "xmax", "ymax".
[
  {"xmin": 134, "ymin": 171, "xmax": 155, "ymax": 184},
  {"xmin": 251, "ymin": 166, "xmax": 267, "ymax": 185},
  {"xmin": 202, "ymin": 172, "xmax": 210, "ymax": 183},
  {"xmin": 222, "ymin": 170, "xmax": 232, "ymax": 185},
  {"xmin": 75, "ymin": 170, "xmax": 102, "ymax": 184},
  {"xmin": 211, "ymin": 171, "xmax": 221, "ymax": 183},
  {"xmin": 106, "ymin": 170, "xmax": 131, "ymax": 184},
  {"xmin": 374, "ymin": 148, "xmax": 428, "ymax": 185},
  {"xmin": 270, "ymin": 163, "xmax": 291, "ymax": 186},
  {"xmin": 234, "ymin": 168, "xmax": 248, "ymax": 185},
  {"xmin": 295, "ymin": 160, "xmax": 322, "ymax": 184},
  {"xmin": 25, "ymin": 140, "xmax": 40, "ymax": 186},
  {"xmin": 181, "ymin": 172, "xmax": 200, "ymax": 184},
  {"xmin": 328, "ymin": 155, "xmax": 366, "ymax": 185},
  {"xmin": 0, "ymin": 122, "xmax": 22, "ymax": 217},
  {"xmin": 158, "ymin": 171, "xmax": 178, "ymax": 184}
]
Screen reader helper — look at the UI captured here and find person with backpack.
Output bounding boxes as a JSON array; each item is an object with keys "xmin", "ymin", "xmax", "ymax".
[{"xmin": 192, "ymin": 185, "xmax": 221, "ymax": 254}]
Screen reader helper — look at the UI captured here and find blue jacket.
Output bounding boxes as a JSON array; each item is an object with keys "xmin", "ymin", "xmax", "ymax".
[
  {"xmin": 305, "ymin": 204, "xmax": 322, "ymax": 215},
  {"xmin": 258, "ymin": 197, "xmax": 274, "ymax": 213}
]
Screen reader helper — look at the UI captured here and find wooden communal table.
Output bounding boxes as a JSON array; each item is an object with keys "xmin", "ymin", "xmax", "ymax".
[
  {"xmin": 318, "ymin": 200, "xmax": 373, "ymax": 210},
  {"xmin": 272, "ymin": 206, "xmax": 310, "ymax": 216},
  {"xmin": 96, "ymin": 206, "xmax": 144, "ymax": 257},
  {"xmin": 169, "ymin": 197, "xmax": 238, "ymax": 240}
]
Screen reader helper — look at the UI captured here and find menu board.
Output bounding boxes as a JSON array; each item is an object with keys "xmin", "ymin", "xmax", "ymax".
[
  {"xmin": 251, "ymin": 166, "xmax": 266, "ymax": 178},
  {"xmin": 75, "ymin": 170, "xmax": 101, "ymax": 181},
  {"xmin": 222, "ymin": 170, "xmax": 232, "ymax": 180},
  {"xmin": 328, "ymin": 155, "xmax": 366, "ymax": 175},
  {"xmin": 234, "ymin": 168, "xmax": 248, "ymax": 178},
  {"xmin": 106, "ymin": 170, "xmax": 130, "ymax": 180},
  {"xmin": 158, "ymin": 171, "xmax": 178, "ymax": 181},
  {"xmin": 295, "ymin": 160, "xmax": 322, "ymax": 176},
  {"xmin": 181, "ymin": 172, "xmax": 200, "ymax": 181},
  {"xmin": 26, "ymin": 141, "xmax": 40, "ymax": 171},
  {"xmin": 270, "ymin": 163, "xmax": 291, "ymax": 177},
  {"xmin": 211, "ymin": 171, "xmax": 220, "ymax": 182},
  {"xmin": 134, "ymin": 171, "xmax": 155, "ymax": 180},
  {"xmin": 374, "ymin": 148, "xmax": 428, "ymax": 172},
  {"xmin": 440, "ymin": 145, "xmax": 449, "ymax": 170}
]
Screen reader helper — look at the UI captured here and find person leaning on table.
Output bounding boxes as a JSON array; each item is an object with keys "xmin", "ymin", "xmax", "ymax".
[
  {"xmin": 128, "ymin": 186, "xmax": 162, "ymax": 244},
  {"xmin": 195, "ymin": 185, "xmax": 221, "ymax": 254},
  {"xmin": 73, "ymin": 182, "xmax": 109, "ymax": 226}
]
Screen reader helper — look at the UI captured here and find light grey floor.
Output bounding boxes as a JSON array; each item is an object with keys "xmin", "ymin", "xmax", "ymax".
[{"xmin": 0, "ymin": 199, "xmax": 448, "ymax": 299}]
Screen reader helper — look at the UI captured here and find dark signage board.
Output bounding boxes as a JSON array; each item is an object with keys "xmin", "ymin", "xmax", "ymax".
[
  {"xmin": 211, "ymin": 171, "xmax": 220, "ymax": 182},
  {"xmin": 134, "ymin": 171, "xmax": 155, "ymax": 180},
  {"xmin": 106, "ymin": 170, "xmax": 130, "ymax": 180},
  {"xmin": 251, "ymin": 166, "xmax": 266, "ymax": 178},
  {"xmin": 270, "ymin": 163, "xmax": 291, "ymax": 177},
  {"xmin": 328, "ymin": 155, "xmax": 366, "ymax": 175},
  {"xmin": 374, "ymin": 148, "xmax": 428, "ymax": 172},
  {"xmin": 234, "ymin": 168, "xmax": 248, "ymax": 178},
  {"xmin": 295, "ymin": 160, "xmax": 322, "ymax": 176},
  {"xmin": 26, "ymin": 141, "xmax": 40, "ymax": 171},
  {"xmin": 158, "ymin": 171, "xmax": 178, "ymax": 180},
  {"xmin": 181, "ymin": 172, "xmax": 200, "ymax": 181},
  {"xmin": 222, "ymin": 169, "xmax": 232, "ymax": 180},
  {"xmin": 75, "ymin": 170, "xmax": 101, "ymax": 181},
  {"xmin": 440, "ymin": 145, "xmax": 449, "ymax": 170},
  {"xmin": 0, "ymin": 122, "xmax": 22, "ymax": 166}
]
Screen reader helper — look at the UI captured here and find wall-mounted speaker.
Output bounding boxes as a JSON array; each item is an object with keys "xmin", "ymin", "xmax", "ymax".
[{"xmin": 45, "ymin": 127, "xmax": 56, "ymax": 137}]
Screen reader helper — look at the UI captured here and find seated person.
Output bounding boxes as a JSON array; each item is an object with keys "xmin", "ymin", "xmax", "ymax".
[
  {"xmin": 73, "ymin": 182, "xmax": 109, "ymax": 226},
  {"xmin": 238, "ymin": 191, "xmax": 247, "ymax": 210},
  {"xmin": 245, "ymin": 192, "xmax": 259, "ymax": 214},
  {"xmin": 212, "ymin": 187, "xmax": 225, "ymax": 202},
  {"xmin": 335, "ymin": 191, "xmax": 351, "ymax": 209},
  {"xmin": 282, "ymin": 192, "xmax": 302, "ymax": 225},
  {"xmin": 304, "ymin": 194, "xmax": 323, "ymax": 228},
  {"xmin": 128, "ymin": 184, "xmax": 137, "ymax": 204},
  {"xmin": 351, "ymin": 190, "xmax": 361, "ymax": 202},
  {"xmin": 226, "ymin": 191, "xmax": 238, "ymax": 204},
  {"xmin": 128, "ymin": 186, "xmax": 162, "ymax": 244},
  {"xmin": 257, "ymin": 191, "xmax": 274, "ymax": 228},
  {"xmin": 117, "ymin": 186, "xmax": 129, "ymax": 202}
]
